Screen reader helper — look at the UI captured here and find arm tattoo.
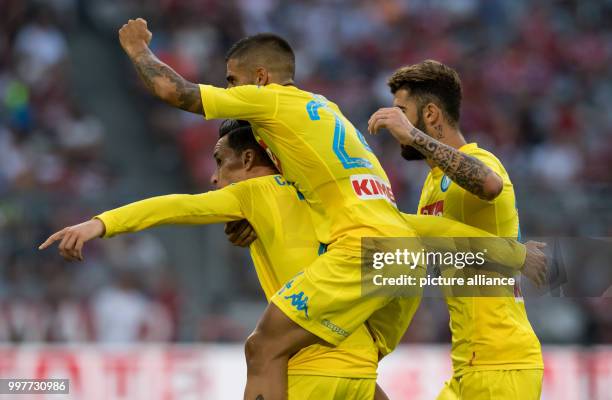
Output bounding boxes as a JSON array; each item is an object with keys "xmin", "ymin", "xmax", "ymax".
[
  {"xmin": 131, "ymin": 49, "xmax": 203, "ymax": 114},
  {"xmin": 410, "ymin": 128, "xmax": 499, "ymax": 200}
]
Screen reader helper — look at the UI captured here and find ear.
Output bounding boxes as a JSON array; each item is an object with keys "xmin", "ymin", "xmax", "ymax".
[
  {"xmin": 423, "ymin": 103, "xmax": 442, "ymax": 128},
  {"xmin": 255, "ymin": 67, "xmax": 270, "ymax": 86},
  {"xmin": 242, "ymin": 149, "xmax": 256, "ymax": 171}
]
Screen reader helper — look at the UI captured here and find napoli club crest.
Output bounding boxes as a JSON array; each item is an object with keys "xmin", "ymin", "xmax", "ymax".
[{"xmin": 440, "ymin": 175, "xmax": 451, "ymax": 192}]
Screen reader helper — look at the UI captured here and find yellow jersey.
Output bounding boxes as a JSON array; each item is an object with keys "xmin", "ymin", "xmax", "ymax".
[
  {"xmin": 416, "ymin": 143, "xmax": 543, "ymax": 376},
  {"xmin": 96, "ymin": 175, "xmax": 378, "ymax": 378},
  {"xmin": 199, "ymin": 84, "xmax": 415, "ymax": 244}
]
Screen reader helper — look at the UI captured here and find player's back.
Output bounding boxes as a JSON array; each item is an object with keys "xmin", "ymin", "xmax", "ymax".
[
  {"xmin": 200, "ymin": 84, "xmax": 415, "ymax": 244},
  {"xmin": 230, "ymin": 174, "xmax": 378, "ymax": 378}
]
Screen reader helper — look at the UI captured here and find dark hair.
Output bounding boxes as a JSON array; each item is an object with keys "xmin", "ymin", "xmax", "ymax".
[
  {"xmin": 218, "ymin": 120, "xmax": 276, "ymax": 169},
  {"xmin": 388, "ymin": 60, "xmax": 462, "ymax": 125},
  {"xmin": 225, "ymin": 33, "xmax": 295, "ymax": 79}
]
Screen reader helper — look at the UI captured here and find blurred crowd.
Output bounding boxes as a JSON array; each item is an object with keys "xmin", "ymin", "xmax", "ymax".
[
  {"xmin": 0, "ymin": 2, "xmax": 180, "ymax": 343},
  {"xmin": 1, "ymin": 0, "xmax": 611, "ymax": 344}
]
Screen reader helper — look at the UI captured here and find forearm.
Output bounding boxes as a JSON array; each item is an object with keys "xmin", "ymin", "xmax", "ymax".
[
  {"xmin": 129, "ymin": 47, "xmax": 203, "ymax": 114},
  {"xmin": 96, "ymin": 193, "xmax": 243, "ymax": 237},
  {"xmin": 404, "ymin": 214, "xmax": 526, "ymax": 270},
  {"xmin": 409, "ymin": 129, "xmax": 501, "ymax": 200}
]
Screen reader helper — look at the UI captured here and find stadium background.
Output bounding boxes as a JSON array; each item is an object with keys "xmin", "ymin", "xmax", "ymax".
[{"xmin": 1, "ymin": 0, "xmax": 611, "ymax": 398}]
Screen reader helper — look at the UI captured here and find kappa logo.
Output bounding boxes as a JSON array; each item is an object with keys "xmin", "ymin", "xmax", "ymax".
[
  {"xmin": 351, "ymin": 174, "xmax": 396, "ymax": 205},
  {"xmin": 284, "ymin": 291, "xmax": 309, "ymax": 319}
]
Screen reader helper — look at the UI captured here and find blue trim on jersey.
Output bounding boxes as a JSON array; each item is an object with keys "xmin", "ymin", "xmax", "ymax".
[
  {"xmin": 317, "ymin": 243, "xmax": 328, "ymax": 255},
  {"xmin": 274, "ymin": 175, "xmax": 286, "ymax": 186},
  {"xmin": 306, "ymin": 98, "xmax": 372, "ymax": 170}
]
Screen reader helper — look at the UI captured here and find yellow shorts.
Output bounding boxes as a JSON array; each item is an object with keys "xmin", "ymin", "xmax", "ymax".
[
  {"xmin": 436, "ymin": 369, "xmax": 543, "ymax": 400},
  {"xmin": 288, "ymin": 375, "xmax": 375, "ymax": 400},
  {"xmin": 271, "ymin": 235, "xmax": 424, "ymax": 355}
]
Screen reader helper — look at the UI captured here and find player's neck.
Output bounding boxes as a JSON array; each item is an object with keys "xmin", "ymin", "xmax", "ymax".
[
  {"xmin": 442, "ymin": 129, "xmax": 467, "ymax": 150},
  {"xmin": 425, "ymin": 129, "xmax": 467, "ymax": 169},
  {"xmin": 245, "ymin": 166, "xmax": 278, "ymax": 179}
]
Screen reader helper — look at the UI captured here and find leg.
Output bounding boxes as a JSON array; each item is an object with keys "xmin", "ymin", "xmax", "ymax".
[
  {"xmin": 374, "ymin": 383, "xmax": 390, "ymax": 400},
  {"xmin": 244, "ymin": 302, "xmax": 325, "ymax": 400}
]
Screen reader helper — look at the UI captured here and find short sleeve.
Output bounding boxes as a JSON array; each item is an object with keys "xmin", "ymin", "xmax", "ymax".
[
  {"xmin": 470, "ymin": 149, "xmax": 505, "ymax": 178},
  {"xmin": 199, "ymin": 84, "xmax": 277, "ymax": 122}
]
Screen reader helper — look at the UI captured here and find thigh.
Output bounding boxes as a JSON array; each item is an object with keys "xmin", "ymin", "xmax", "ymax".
[
  {"xmin": 253, "ymin": 301, "xmax": 324, "ymax": 357},
  {"xmin": 366, "ymin": 294, "xmax": 422, "ymax": 357}
]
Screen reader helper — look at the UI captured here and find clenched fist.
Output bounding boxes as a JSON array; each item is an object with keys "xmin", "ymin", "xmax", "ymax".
[
  {"xmin": 368, "ymin": 107, "xmax": 417, "ymax": 146},
  {"xmin": 119, "ymin": 18, "xmax": 152, "ymax": 57}
]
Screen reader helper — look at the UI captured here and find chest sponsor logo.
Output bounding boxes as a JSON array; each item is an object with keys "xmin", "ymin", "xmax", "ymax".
[
  {"xmin": 350, "ymin": 174, "xmax": 396, "ymax": 205},
  {"xmin": 420, "ymin": 200, "xmax": 444, "ymax": 216},
  {"xmin": 440, "ymin": 175, "xmax": 451, "ymax": 192}
]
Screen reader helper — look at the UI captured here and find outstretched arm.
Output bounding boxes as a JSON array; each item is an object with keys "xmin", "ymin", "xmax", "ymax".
[
  {"xmin": 369, "ymin": 107, "xmax": 503, "ymax": 201},
  {"xmin": 119, "ymin": 18, "xmax": 203, "ymax": 114},
  {"xmin": 39, "ymin": 191, "xmax": 245, "ymax": 262}
]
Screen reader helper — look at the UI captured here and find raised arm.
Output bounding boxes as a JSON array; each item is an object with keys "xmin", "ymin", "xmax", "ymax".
[
  {"xmin": 369, "ymin": 107, "xmax": 503, "ymax": 201},
  {"xmin": 118, "ymin": 18, "xmax": 203, "ymax": 114}
]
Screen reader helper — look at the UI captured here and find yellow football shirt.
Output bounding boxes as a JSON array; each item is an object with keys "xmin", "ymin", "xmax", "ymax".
[
  {"xmin": 96, "ymin": 174, "xmax": 378, "ymax": 378},
  {"xmin": 416, "ymin": 143, "xmax": 543, "ymax": 376},
  {"xmin": 199, "ymin": 84, "xmax": 415, "ymax": 244}
]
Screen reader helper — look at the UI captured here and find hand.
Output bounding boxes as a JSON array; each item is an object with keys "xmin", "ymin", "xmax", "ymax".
[
  {"xmin": 224, "ymin": 220, "xmax": 257, "ymax": 247},
  {"xmin": 368, "ymin": 107, "xmax": 416, "ymax": 145},
  {"xmin": 119, "ymin": 18, "xmax": 152, "ymax": 58},
  {"xmin": 38, "ymin": 219, "xmax": 106, "ymax": 262},
  {"xmin": 522, "ymin": 241, "xmax": 548, "ymax": 288}
]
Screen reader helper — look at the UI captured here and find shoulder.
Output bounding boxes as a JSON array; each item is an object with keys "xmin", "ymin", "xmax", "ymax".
[
  {"xmin": 229, "ymin": 175, "xmax": 287, "ymax": 193},
  {"xmin": 200, "ymin": 84, "xmax": 277, "ymax": 99},
  {"xmin": 464, "ymin": 144, "xmax": 508, "ymax": 175}
]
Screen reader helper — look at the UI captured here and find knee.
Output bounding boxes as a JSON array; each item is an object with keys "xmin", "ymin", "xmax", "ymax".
[
  {"xmin": 244, "ymin": 328, "xmax": 290, "ymax": 368},
  {"xmin": 244, "ymin": 331, "xmax": 262, "ymax": 363}
]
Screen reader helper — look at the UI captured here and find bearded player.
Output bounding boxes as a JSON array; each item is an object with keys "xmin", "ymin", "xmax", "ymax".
[{"xmin": 369, "ymin": 60, "xmax": 544, "ymax": 400}]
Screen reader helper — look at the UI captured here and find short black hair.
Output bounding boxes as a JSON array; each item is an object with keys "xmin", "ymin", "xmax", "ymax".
[
  {"xmin": 225, "ymin": 33, "xmax": 295, "ymax": 80},
  {"xmin": 388, "ymin": 60, "xmax": 462, "ymax": 126},
  {"xmin": 218, "ymin": 120, "xmax": 276, "ymax": 169}
]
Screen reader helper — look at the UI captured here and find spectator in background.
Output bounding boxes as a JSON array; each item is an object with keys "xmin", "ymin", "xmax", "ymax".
[{"xmin": 90, "ymin": 269, "xmax": 172, "ymax": 343}]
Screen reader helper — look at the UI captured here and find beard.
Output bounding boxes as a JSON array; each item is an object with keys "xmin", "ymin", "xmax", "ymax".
[{"xmin": 400, "ymin": 110, "xmax": 428, "ymax": 161}]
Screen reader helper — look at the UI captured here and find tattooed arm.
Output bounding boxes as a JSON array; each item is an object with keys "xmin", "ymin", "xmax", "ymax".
[
  {"xmin": 408, "ymin": 129, "xmax": 503, "ymax": 200},
  {"xmin": 368, "ymin": 107, "xmax": 503, "ymax": 201},
  {"xmin": 118, "ymin": 18, "xmax": 203, "ymax": 114}
]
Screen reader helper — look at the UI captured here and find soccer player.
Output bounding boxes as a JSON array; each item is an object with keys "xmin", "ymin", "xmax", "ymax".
[
  {"xmin": 40, "ymin": 120, "xmax": 382, "ymax": 400},
  {"xmin": 369, "ymin": 60, "xmax": 544, "ymax": 399},
  {"xmin": 116, "ymin": 19, "xmax": 425, "ymax": 399}
]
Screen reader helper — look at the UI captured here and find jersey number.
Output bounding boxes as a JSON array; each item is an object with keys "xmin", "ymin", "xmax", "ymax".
[{"xmin": 306, "ymin": 97, "xmax": 373, "ymax": 169}]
